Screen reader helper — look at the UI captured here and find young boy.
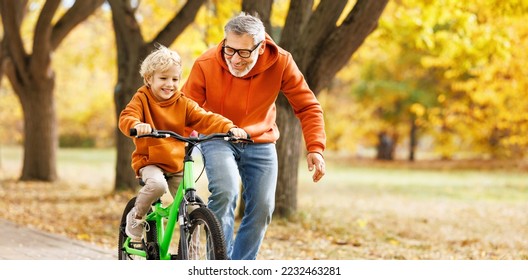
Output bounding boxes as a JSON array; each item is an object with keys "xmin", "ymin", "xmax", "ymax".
[{"xmin": 118, "ymin": 45, "xmax": 247, "ymax": 241}]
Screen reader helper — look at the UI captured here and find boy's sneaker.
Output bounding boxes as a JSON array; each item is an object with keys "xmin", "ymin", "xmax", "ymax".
[{"xmin": 125, "ymin": 207, "xmax": 146, "ymax": 241}]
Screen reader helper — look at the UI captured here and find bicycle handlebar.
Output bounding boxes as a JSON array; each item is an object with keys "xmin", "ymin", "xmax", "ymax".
[{"xmin": 129, "ymin": 128, "xmax": 253, "ymax": 144}]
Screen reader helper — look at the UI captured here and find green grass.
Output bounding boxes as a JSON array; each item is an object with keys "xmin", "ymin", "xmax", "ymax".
[
  {"xmin": 1, "ymin": 145, "xmax": 115, "ymax": 167},
  {"xmin": 300, "ymin": 161, "xmax": 528, "ymax": 202},
  {"xmin": 57, "ymin": 147, "xmax": 116, "ymax": 163},
  {"xmin": 0, "ymin": 146, "xmax": 117, "ymax": 189},
  {"xmin": 3, "ymin": 145, "xmax": 528, "ymax": 202}
]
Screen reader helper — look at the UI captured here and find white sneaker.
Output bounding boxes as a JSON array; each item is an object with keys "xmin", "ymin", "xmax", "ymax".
[{"xmin": 125, "ymin": 207, "xmax": 145, "ymax": 241}]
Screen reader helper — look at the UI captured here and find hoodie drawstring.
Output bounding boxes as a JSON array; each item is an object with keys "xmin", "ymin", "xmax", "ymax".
[{"xmin": 245, "ymin": 76, "xmax": 253, "ymax": 115}]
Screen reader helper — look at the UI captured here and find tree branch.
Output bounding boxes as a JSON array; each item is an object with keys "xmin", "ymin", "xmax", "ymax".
[
  {"xmin": 309, "ymin": 0, "xmax": 389, "ymax": 92},
  {"xmin": 51, "ymin": 0, "xmax": 105, "ymax": 49},
  {"xmin": 295, "ymin": 0, "xmax": 348, "ymax": 71},
  {"xmin": 0, "ymin": 0, "xmax": 29, "ymax": 82},
  {"xmin": 242, "ymin": 0, "xmax": 273, "ymax": 34},
  {"xmin": 107, "ymin": 0, "xmax": 143, "ymax": 52},
  {"xmin": 153, "ymin": 0, "xmax": 206, "ymax": 47},
  {"xmin": 33, "ymin": 0, "xmax": 60, "ymax": 61},
  {"xmin": 280, "ymin": 0, "xmax": 313, "ymax": 50}
]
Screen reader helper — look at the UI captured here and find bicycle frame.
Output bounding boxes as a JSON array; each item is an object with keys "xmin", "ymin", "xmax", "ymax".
[
  {"xmin": 119, "ymin": 129, "xmax": 251, "ymax": 260},
  {"xmin": 122, "ymin": 143, "xmax": 201, "ymax": 260}
]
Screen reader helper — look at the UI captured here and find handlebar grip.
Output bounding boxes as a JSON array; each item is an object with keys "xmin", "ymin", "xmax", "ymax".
[
  {"xmin": 227, "ymin": 130, "xmax": 251, "ymax": 140},
  {"xmin": 130, "ymin": 128, "xmax": 137, "ymax": 136}
]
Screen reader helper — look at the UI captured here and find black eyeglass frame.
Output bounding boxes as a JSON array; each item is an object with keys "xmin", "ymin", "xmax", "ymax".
[{"xmin": 222, "ymin": 40, "xmax": 263, "ymax": 58}]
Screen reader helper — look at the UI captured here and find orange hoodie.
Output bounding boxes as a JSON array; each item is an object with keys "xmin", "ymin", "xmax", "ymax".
[
  {"xmin": 119, "ymin": 85, "xmax": 236, "ymax": 175},
  {"xmin": 182, "ymin": 35, "xmax": 326, "ymax": 155}
]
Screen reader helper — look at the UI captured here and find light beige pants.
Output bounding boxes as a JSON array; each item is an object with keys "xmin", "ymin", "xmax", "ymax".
[{"xmin": 134, "ymin": 165, "xmax": 182, "ymax": 218}]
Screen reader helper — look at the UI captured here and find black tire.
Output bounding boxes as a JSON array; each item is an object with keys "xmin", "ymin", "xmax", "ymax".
[
  {"xmin": 118, "ymin": 197, "xmax": 158, "ymax": 260},
  {"xmin": 178, "ymin": 207, "xmax": 227, "ymax": 260}
]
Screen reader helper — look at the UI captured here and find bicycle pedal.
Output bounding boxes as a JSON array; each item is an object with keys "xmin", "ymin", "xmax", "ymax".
[
  {"xmin": 145, "ymin": 242, "xmax": 160, "ymax": 260},
  {"xmin": 129, "ymin": 240, "xmax": 145, "ymax": 249}
]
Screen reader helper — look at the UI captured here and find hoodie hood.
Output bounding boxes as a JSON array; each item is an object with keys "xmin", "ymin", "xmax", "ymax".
[{"xmin": 214, "ymin": 34, "xmax": 280, "ymax": 79}]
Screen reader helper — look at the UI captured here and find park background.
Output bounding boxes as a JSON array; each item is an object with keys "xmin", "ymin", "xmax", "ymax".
[{"xmin": 0, "ymin": 0, "xmax": 527, "ymax": 259}]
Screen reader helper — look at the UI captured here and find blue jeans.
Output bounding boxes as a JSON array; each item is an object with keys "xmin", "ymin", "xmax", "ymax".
[{"xmin": 199, "ymin": 140, "xmax": 278, "ymax": 260}]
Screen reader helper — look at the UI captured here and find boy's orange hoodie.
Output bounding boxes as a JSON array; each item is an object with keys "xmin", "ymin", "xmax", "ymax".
[
  {"xmin": 182, "ymin": 34, "xmax": 326, "ymax": 156},
  {"xmin": 119, "ymin": 86, "xmax": 236, "ymax": 175}
]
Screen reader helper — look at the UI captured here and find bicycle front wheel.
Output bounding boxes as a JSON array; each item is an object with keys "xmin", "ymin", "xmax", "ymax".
[{"xmin": 178, "ymin": 207, "xmax": 227, "ymax": 260}]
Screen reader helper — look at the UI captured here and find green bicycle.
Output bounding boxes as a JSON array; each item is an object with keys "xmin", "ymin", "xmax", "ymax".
[{"xmin": 118, "ymin": 129, "xmax": 252, "ymax": 260}]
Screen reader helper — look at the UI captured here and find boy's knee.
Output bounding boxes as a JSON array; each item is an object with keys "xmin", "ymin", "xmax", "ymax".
[{"xmin": 145, "ymin": 178, "xmax": 169, "ymax": 196}]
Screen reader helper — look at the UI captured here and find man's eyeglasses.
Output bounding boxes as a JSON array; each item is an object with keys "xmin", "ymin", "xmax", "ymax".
[{"xmin": 222, "ymin": 41, "xmax": 263, "ymax": 58}]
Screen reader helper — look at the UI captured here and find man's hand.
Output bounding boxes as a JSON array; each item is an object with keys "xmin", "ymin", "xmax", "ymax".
[
  {"xmin": 307, "ymin": 152, "xmax": 325, "ymax": 182},
  {"xmin": 229, "ymin": 127, "xmax": 248, "ymax": 139},
  {"xmin": 134, "ymin": 123, "xmax": 152, "ymax": 136}
]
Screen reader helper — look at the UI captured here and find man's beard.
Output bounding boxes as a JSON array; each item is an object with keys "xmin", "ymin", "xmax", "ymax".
[{"xmin": 227, "ymin": 58, "xmax": 258, "ymax": 77}]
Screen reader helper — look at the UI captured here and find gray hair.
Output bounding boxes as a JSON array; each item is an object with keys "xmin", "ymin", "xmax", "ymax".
[{"xmin": 224, "ymin": 12, "xmax": 265, "ymax": 44}]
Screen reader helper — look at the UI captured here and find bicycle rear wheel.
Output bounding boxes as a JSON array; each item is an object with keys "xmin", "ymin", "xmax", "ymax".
[
  {"xmin": 118, "ymin": 197, "xmax": 158, "ymax": 260},
  {"xmin": 178, "ymin": 207, "xmax": 227, "ymax": 260}
]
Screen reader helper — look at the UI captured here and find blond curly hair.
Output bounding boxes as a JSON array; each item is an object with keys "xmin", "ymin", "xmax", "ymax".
[{"xmin": 139, "ymin": 44, "xmax": 182, "ymax": 86}]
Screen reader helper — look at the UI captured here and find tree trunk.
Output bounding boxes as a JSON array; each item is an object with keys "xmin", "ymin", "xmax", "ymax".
[
  {"xmin": 113, "ymin": 46, "xmax": 147, "ymax": 190},
  {"xmin": 19, "ymin": 81, "xmax": 58, "ymax": 181},
  {"xmin": 376, "ymin": 132, "xmax": 396, "ymax": 160},
  {"xmin": 114, "ymin": 36, "xmax": 152, "ymax": 189},
  {"xmin": 409, "ymin": 118, "xmax": 417, "ymax": 161},
  {"xmin": 108, "ymin": 0, "xmax": 150, "ymax": 190},
  {"xmin": 274, "ymin": 94, "xmax": 302, "ymax": 218},
  {"xmin": 237, "ymin": 183, "xmax": 245, "ymax": 219}
]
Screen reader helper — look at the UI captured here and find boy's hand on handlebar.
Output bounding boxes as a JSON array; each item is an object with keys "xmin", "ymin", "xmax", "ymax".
[
  {"xmin": 134, "ymin": 123, "xmax": 152, "ymax": 136},
  {"xmin": 307, "ymin": 152, "xmax": 325, "ymax": 183},
  {"xmin": 229, "ymin": 127, "xmax": 248, "ymax": 139}
]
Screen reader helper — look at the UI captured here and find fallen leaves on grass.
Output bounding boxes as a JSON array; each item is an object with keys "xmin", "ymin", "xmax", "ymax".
[{"xmin": 1, "ymin": 178, "xmax": 528, "ymax": 260}]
